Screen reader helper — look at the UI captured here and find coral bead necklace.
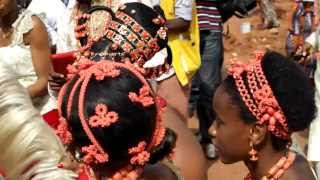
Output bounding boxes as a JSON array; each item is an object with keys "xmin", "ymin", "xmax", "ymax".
[{"xmin": 244, "ymin": 151, "xmax": 296, "ymax": 180}]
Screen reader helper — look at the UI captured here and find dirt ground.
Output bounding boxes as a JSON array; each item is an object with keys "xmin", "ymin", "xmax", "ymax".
[
  {"xmin": 187, "ymin": 0, "xmax": 310, "ymax": 179},
  {"xmin": 223, "ymin": 0, "xmax": 292, "ymax": 61}
]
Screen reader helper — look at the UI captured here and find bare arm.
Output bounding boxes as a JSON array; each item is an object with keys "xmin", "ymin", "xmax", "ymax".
[
  {"xmin": 165, "ymin": 18, "xmax": 191, "ymax": 33},
  {"xmin": 165, "ymin": 0, "xmax": 192, "ymax": 33},
  {"xmin": 25, "ymin": 16, "xmax": 52, "ymax": 98}
]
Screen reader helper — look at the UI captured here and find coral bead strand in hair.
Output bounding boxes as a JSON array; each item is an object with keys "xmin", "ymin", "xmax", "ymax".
[
  {"xmin": 56, "ymin": 60, "xmax": 166, "ymax": 166},
  {"xmin": 67, "ymin": 78, "xmax": 84, "ymax": 119},
  {"xmin": 228, "ymin": 51, "xmax": 291, "ymax": 140},
  {"xmin": 78, "ymin": 72, "xmax": 109, "ymax": 164}
]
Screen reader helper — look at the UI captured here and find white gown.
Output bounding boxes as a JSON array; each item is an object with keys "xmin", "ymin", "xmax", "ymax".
[{"xmin": 0, "ymin": 10, "xmax": 55, "ymax": 115}]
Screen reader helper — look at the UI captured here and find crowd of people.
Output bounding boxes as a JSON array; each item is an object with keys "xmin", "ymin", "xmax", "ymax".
[{"xmin": 0, "ymin": 0, "xmax": 319, "ymax": 179}]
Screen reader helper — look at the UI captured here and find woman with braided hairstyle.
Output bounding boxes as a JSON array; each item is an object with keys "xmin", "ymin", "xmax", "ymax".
[
  {"xmin": 213, "ymin": 51, "xmax": 316, "ymax": 180},
  {"xmin": 56, "ymin": 59, "xmax": 179, "ymax": 179},
  {"xmin": 51, "ymin": 3, "xmax": 206, "ymax": 179}
]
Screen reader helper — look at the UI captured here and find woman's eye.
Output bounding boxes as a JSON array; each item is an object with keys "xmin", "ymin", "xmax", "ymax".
[{"xmin": 216, "ymin": 117, "xmax": 224, "ymax": 126}]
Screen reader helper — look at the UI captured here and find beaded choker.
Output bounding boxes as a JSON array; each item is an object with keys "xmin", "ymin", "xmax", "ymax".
[{"xmin": 244, "ymin": 151, "xmax": 296, "ymax": 180}]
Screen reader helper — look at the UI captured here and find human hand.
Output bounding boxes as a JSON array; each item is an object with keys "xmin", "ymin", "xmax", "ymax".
[{"xmin": 48, "ymin": 72, "xmax": 66, "ymax": 92}]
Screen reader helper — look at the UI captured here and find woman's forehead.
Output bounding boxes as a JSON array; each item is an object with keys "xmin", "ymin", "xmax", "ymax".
[
  {"xmin": 214, "ymin": 85, "xmax": 233, "ymax": 110},
  {"xmin": 214, "ymin": 85, "xmax": 245, "ymax": 122}
]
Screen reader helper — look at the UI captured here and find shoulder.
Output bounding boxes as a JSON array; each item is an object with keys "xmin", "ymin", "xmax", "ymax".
[
  {"xmin": 13, "ymin": 10, "xmax": 46, "ymax": 34},
  {"xmin": 23, "ymin": 15, "xmax": 47, "ymax": 40},
  {"xmin": 141, "ymin": 163, "xmax": 178, "ymax": 180},
  {"xmin": 30, "ymin": 15, "xmax": 46, "ymax": 30},
  {"xmin": 23, "ymin": 15, "xmax": 48, "ymax": 44},
  {"xmin": 281, "ymin": 154, "xmax": 316, "ymax": 180}
]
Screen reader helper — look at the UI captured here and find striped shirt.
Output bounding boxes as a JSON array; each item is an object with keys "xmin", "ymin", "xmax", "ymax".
[{"xmin": 196, "ymin": 1, "xmax": 222, "ymax": 31}]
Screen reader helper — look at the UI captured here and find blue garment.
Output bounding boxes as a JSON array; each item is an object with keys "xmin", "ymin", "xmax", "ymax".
[{"xmin": 193, "ymin": 30, "xmax": 223, "ymax": 144}]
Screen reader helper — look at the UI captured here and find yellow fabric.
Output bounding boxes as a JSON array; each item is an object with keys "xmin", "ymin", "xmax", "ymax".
[{"xmin": 160, "ymin": 0, "xmax": 201, "ymax": 86}]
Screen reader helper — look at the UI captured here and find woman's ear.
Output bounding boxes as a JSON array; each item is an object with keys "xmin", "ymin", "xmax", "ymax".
[{"xmin": 249, "ymin": 124, "xmax": 268, "ymax": 146}]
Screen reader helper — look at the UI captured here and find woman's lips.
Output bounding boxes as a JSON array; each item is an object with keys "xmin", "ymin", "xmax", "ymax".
[{"xmin": 213, "ymin": 141, "xmax": 221, "ymax": 155}]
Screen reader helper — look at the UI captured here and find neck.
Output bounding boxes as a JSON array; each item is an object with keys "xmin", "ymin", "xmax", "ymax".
[
  {"xmin": 0, "ymin": 8, "xmax": 18, "ymax": 29},
  {"xmin": 93, "ymin": 166, "xmax": 121, "ymax": 179},
  {"xmin": 94, "ymin": 165, "xmax": 142, "ymax": 180},
  {"xmin": 244, "ymin": 144, "xmax": 287, "ymax": 180}
]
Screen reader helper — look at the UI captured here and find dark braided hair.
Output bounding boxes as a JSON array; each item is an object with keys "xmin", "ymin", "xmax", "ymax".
[{"xmin": 222, "ymin": 51, "xmax": 315, "ymax": 150}]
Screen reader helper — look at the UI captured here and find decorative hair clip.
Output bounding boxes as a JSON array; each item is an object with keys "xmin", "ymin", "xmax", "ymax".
[
  {"xmin": 129, "ymin": 141, "xmax": 150, "ymax": 166},
  {"xmin": 128, "ymin": 85, "xmax": 154, "ymax": 107},
  {"xmin": 115, "ymin": 11, "xmax": 154, "ymax": 43},
  {"xmin": 104, "ymin": 29, "xmax": 134, "ymax": 53},
  {"xmin": 89, "ymin": 104, "xmax": 119, "ymax": 128}
]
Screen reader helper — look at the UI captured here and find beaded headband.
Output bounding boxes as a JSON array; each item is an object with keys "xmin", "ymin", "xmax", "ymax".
[
  {"xmin": 228, "ymin": 51, "xmax": 291, "ymax": 140},
  {"xmin": 74, "ymin": 5, "xmax": 166, "ymax": 59},
  {"xmin": 56, "ymin": 60, "xmax": 166, "ymax": 166},
  {"xmin": 73, "ymin": 4, "xmax": 169, "ymax": 79}
]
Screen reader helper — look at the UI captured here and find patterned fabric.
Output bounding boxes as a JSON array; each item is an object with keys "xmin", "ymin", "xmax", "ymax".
[{"xmin": 196, "ymin": 0, "xmax": 222, "ymax": 31}]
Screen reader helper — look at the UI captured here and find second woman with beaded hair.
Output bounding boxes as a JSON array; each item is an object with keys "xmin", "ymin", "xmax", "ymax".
[
  {"xmin": 213, "ymin": 51, "xmax": 316, "ymax": 180},
  {"xmin": 50, "ymin": 2, "xmax": 207, "ymax": 179},
  {"xmin": 56, "ymin": 59, "xmax": 180, "ymax": 179}
]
